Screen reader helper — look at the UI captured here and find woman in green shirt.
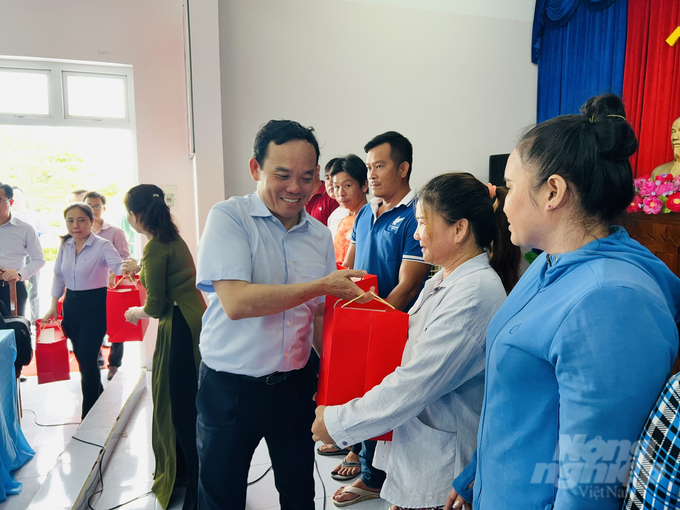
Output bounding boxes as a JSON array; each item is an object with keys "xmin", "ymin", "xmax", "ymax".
[{"xmin": 123, "ymin": 184, "xmax": 205, "ymax": 510}]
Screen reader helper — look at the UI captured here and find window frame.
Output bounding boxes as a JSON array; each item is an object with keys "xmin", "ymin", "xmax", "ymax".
[
  {"xmin": 0, "ymin": 67, "xmax": 53, "ymax": 119},
  {"xmin": 62, "ymin": 71, "xmax": 129, "ymax": 122}
]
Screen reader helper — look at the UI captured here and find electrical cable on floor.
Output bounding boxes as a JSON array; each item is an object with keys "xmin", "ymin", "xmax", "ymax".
[
  {"xmin": 245, "ymin": 458, "xmax": 327, "ymax": 508},
  {"xmin": 247, "ymin": 465, "xmax": 272, "ymax": 485},
  {"xmin": 22, "ymin": 408, "xmax": 81, "ymax": 427}
]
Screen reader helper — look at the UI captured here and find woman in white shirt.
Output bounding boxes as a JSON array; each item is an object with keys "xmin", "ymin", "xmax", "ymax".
[{"xmin": 312, "ymin": 173, "xmax": 520, "ymax": 509}]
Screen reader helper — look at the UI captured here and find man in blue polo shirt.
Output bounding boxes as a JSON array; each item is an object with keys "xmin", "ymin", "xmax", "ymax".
[
  {"xmin": 335, "ymin": 131, "xmax": 431, "ymax": 505},
  {"xmin": 195, "ymin": 120, "xmax": 367, "ymax": 510}
]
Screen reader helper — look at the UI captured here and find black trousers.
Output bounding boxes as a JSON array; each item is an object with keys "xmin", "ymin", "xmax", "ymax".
[
  {"xmin": 62, "ymin": 288, "xmax": 107, "ymax": 418},
  {"xmin": 108, "ymin": 342, "xmax": 124, "ymax": 367},
  {"xmin": 169, "ymin": 306, "xmax": 199, "ymax": 510},
  {"xmin": 196, "ymin": 359, "xmax": 317, "ymax": 510},
  {"xmin": 0, "ymin": 280, "xmax": 27, "ymax": 317}
]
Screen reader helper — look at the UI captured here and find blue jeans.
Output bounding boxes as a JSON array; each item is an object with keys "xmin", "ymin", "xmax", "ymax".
[{"xmin": 359, "ymin": 440, "xmax": 386, "ymax": 489}]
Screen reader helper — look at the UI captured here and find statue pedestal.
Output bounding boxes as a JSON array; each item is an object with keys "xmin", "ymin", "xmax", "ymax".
[
  {"xmin": 618, "ymin": 213, "xmax": 680, "ymax": 373},
  {"xmin": 619, "ymin": 213, "xmax": 680, "ymax": 275}
]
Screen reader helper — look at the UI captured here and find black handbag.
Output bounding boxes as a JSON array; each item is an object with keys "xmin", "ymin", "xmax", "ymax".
[{"xmin": 0, "ymin": 280, "xmax": 33, "ymax": 376}]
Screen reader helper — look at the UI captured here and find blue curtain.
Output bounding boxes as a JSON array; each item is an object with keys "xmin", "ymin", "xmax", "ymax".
[{"xmin": 532, "ymin": 0, "xmax": 628, "ymax": 123}]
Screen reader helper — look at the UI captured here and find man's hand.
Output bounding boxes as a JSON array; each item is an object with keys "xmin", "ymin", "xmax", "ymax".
[
  {"xmin": 0, "ymin": 269, "xmax": 21, "ymax": 282},
  {"xmin": 311, "ymin": 405, "xmax": 334, "ymax": 444},
  {"xmin": 321, "ymin": 270, "xmax": 367, "ymax": 301},
  {"xmin": 444, "ymin": 486, "xmax": 472, "ymax": 510}
]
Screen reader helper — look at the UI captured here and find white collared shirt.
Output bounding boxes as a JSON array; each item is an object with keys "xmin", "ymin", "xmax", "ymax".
[
  {"xmin": 324, "ymin": 253, "xmax": 506, "ymax": 507},
  {"xmin": 0, "ymin": 214, "xmax": 45, "ymax": 280},
  {"xmin": 196, "ymin": 192, "xmax": 336, "ymax": 377}
]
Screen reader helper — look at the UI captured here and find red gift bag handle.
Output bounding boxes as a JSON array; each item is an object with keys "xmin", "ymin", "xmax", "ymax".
[
  {"xmin": 38, "ymin": 318, "xmax": 66, "ymax": 338},
  {"xmin": 109, "ymin": 274, "xmax": 138, "ymax": 290},
  {"xmin": 335, "ymin": 291, "xmax": 395, "ymax": 310}
]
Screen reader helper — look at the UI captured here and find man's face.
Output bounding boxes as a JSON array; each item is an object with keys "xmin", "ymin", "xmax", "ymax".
[
  {"xmin": 671, "ymin": 117, "xmax": 680, "ymax": 152},
  {"xmin": 250, "ymin": 140, "xmax": 319, "ymax": 225},
  {"xmin": 366, "ymin": 143, "xmax": 407, "ymax": 199},
  {"xmin": 0, "ymin": 189, "xmax": 12, "ymax": 217},
  {"xmin": 85, "ymin": 197, "xmax": 105, "ymax": 220}
]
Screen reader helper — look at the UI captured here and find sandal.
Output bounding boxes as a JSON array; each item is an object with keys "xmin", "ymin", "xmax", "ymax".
[
  {"xmin": 317, "ymin": 443, "xmax": 350, "ymax": 456},
  {"xmin": 330, "ymin": 460, "xmax": 361, "ymax": 481},
  {"xmin": 332, "ymin": 486, "xmax": 380, "ymax": 507}
]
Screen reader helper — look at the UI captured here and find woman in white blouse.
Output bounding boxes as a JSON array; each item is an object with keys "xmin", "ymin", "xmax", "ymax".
[
  {"xmin": 312, "ymin": 173, "xmax": 520, "ymax": 509},
  {"xmin": 43, "ymin": 203, "xmax": 125, "ymax": 418}
]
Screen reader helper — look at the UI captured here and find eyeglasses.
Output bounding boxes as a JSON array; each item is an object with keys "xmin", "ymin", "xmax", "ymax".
[
  {"xmin": 89, "ymin": 205, "xmax": 103, "ymax": 210},
  {"xmin": 0, "ymin": 199, "xmax": 10, "ymax": 205}
]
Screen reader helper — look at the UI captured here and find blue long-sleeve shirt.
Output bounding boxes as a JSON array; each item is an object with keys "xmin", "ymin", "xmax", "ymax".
[{"xmin": 454, "ymin": 228, "xmax": 680, "ymax": 510}]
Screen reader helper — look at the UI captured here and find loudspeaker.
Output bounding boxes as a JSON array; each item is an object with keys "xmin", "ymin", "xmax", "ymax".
[{"xmin": 489, "ymin": 154, "xmax": 510, "ymax": 186}]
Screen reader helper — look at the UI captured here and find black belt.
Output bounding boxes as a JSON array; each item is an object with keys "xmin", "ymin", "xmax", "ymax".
[{"xmin": 240, "ymin": 371, "xmax": 291, "ymax": 385}]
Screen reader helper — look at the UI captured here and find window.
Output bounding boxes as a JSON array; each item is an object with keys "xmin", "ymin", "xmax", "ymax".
[
  {"xmin": 63, "ymin": 72, "xmax": 128, "ymax": 120},
  {"xmin": 0, "ymin": 69, "xmax": 51, "ymax": 117}
]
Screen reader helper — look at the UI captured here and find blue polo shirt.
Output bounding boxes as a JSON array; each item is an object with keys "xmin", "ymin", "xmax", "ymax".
[{"xmin": 351, "ymin": 190, "xmax": 427, "ymax": 310}]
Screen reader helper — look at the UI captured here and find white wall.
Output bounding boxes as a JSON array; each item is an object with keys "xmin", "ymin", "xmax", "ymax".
[
  {"xmin": 1, "ymin": 0, "xmax": 201, "ymax": 366},
  {"xmin": 218, "ymin": 0, "xmax": 538, "ymax": 197},
  {"xmin": 0, "ymin": 0, "xmax": 199, "ymax": 251}
]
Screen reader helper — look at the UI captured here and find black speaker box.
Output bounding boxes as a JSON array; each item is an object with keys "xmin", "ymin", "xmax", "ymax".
[{"xmin": 489, "ymin": 154, "xmax": 510, "ymax": 186}]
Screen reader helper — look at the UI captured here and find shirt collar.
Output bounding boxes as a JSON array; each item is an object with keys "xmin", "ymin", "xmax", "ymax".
[
  {"xmin": 312, "ymin": 183, "xmax": 326, "ymax": 197},
  {"xmin": 249, "ymin": 191, "xmax": 311, "ymax": 229},
  {"xmin": 5, "ymin": 213, "xmax": 19, "ymax": 226},
  {"xmin": 68, "ymin": 231, "xmax": 97, "ymax": 248},
  {"xmin": 438, "ymin": 252, "xmax": 491, "ymax": 289},
  {"xmin": 100, "ymin": 221, "xmax": 111, "ymax": 231},
  {"xmin": 369, "ymin": 189, "xmax": 416, "ymax": 216}
]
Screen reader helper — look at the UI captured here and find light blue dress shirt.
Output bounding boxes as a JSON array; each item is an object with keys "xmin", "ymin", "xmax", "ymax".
[
  {"xmin": 0, "ymin": 214, "xmax": 45, "ymax": 280},
  {"xmin": 324, "ymin": 253, "xmax": 506, "ymax": 508},
  {"xmin": 50, "ymin": 233, "xmax": 124, "ymax": 297},
  {"xmin": 196, "ymin": 192, "xmax": 336, "ymax": 377}
]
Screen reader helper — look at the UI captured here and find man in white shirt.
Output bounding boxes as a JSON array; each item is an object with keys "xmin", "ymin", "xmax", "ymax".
[
  {"xmin": 0, "ymin": 183, "xmax": 45, "ymax": 317},
  {"xmin": 195, "ymin": 120, "xmax": 367, "ymax": 510}
]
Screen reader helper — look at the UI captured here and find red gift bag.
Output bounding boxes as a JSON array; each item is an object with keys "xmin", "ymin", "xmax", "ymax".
[
  {"xmin": 317, "ymin": 291, "xmax": 408, "ymax": 441},
  {"xmin": 35, "ymin": 318, "xmax": 70, "ymax": 385},
  {"xmin": 106, "ymin": 276, "xmax": 149, "ymax": 343}
]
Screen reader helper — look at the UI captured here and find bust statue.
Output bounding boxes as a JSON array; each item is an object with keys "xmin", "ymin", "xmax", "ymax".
[{"xmin": 651, "ymin": 116, "xmax": 680, "ymax": 178}]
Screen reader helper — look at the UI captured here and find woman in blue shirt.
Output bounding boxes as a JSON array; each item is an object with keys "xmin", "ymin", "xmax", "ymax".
[
  {"xmin": 447, "ymin": 94, "xmax": 680, "ymax": 510},
  {"xmin": 43, "ymin": 203, "xmax": 124, "ymax": 418}
]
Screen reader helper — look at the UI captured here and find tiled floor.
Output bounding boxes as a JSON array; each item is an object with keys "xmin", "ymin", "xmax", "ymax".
[{"xmin": 3, "ymin": 369, "xmax": 388, "ymax": 510}]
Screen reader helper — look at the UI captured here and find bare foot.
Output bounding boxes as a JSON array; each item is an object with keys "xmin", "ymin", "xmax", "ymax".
[
  {"xmin": 318, "ymin": 443, "xmax": 348, "ymax": 455},
  {"xmin": 331, "ymin": 452, "xmax": 361, "ymax": 478},
  {"xmin": 333, "ymin": 478, "xmax": 380, "ymax": 502}
]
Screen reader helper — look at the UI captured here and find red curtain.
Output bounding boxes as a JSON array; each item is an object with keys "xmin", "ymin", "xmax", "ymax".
[{"xmin": 622, "ymin": 0, "xmax": 680, "ymax": 177}]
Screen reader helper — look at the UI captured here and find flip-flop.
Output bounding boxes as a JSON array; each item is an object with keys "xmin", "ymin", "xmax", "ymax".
[
  {"xmin": 317, "ymin": 444, "xmax": 350, "ymax": 456},
  {"xmin": 330, "ymin": 460, "xmax": 361, "ymax": 481},
  {"xmin": 332, "ymin": 486, "xmax": 380, "ymax": 507}
]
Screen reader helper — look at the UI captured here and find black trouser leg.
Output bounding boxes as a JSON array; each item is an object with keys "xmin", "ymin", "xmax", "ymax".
[
  {"xmin": 107, "ymin": 342, "xmax": 124, "ymax": 367},
  {"xmin": 196, "ymin": 364, "xmax": 265, "ymax": 510},
  {"xmin": 62, "ymin": 288, "xmax": 107, "ymax": 419},
  {"xmin": 168, "ymin": 307, "xmax": 199, "ymax": 510},
  {"xmin": 0, "ymin": 280, "xmax": 28, "ymax": 317},
  {"xmin": 265, "ymin": 361, "xmax": 316, "ymax": 510}
]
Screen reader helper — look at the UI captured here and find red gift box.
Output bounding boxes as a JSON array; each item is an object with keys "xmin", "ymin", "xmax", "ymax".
[
  {"xmin": 106, "ymin": 276, "xmax": 149, "ymax": 343},
  {"xmin": 35, "ymin": 318, "xmax": 70, "ymax": 385},
  {"xmin": 317, "ymin": 286, "xmax": 408, "ymax": 441}
]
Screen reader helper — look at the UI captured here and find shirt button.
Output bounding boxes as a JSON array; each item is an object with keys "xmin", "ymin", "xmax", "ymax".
[
  {"xmin": 287, "ymin": 321, "xmax": 291, "ymax": 327},
  {"xmin": 342, "ymin": 441, "xmax": 348, "ymax": 446},
  {"xmin": 288, "ymin": 262, "xmax": 292, "ymax": 266},
  {"xmin": 284, "ymin": 352, "xmax": 289, "ymax": 357}
]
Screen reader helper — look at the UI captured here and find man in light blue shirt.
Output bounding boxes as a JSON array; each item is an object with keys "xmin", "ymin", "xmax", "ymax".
[{"xmin": 195, "ymin": 120, "xmax": 367, "ymax": 510}]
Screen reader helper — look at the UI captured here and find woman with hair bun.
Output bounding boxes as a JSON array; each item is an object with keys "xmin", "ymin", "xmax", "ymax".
[
  {"xmin": 447, "ymin": 94, "xmax": 680, "ymax": 510},
  {"xmin": 122, "ymin": 184, "xmax": 205, "ymax": 510},
  {"xmin": 312, "ymin": 173, "xmax": 521, "ymax": 509}
]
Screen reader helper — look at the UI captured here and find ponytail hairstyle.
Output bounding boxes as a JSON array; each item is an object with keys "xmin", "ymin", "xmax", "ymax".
[
  {"xmin": 61, "ymin": 203, "xmax": 94, "ymax": 243},
  {"xmin": 517, "ymin": 93, "xmax": 637, "ymax": 227},
  {"xmin": 124, "ymin": 184, "xmax": 179, "ymax": 243},
  {"xmin": 418, "ymin": 173, "xmax": 521, "ymax": 294}
]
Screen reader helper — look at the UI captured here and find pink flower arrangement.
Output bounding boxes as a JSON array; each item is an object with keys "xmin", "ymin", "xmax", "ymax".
[
  {"xmin": 629, "ymin": 173, "xmax": 680, "ymax": 214},
  {"xmin": 643, "ymin": 196, "xmax": 663, "ymax": 214}
]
